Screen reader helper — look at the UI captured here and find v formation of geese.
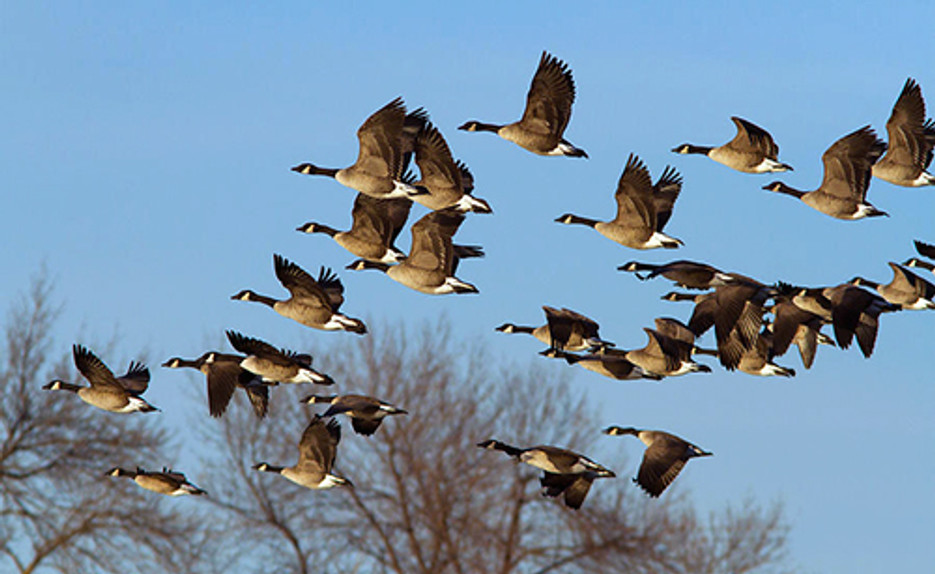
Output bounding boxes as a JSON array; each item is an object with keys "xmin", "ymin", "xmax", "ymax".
[{"xmin": 41, "ymin": 52, "xmax": 933, "ymax": 508}]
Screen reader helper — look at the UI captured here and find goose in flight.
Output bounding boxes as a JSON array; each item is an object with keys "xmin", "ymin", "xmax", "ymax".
[
  {"xmin": 763, "ymin": 126, "xmax": 887, "ymax": 220},
  {"xmin": 459, "ymin": 51, "xmax": 587, "ymax": 158},
  {"xmin": 672, "ymin": 116, "xmax": 792, "ymax": 173},
  {"xmin": 556, "ymin": 154, "xmax": 683, "ymax": 249},
  {"xmin": 292, "ymin": 97, "xmax": 428, "ymax": 199}
]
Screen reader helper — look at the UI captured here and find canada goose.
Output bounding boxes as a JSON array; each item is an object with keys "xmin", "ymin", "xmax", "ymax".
[
  {"xmin": 254, "ymin": 415, "xmax": 352, "ymax": 490},
  {"xmin": 43, "ymin": 345, "xmax": 158, "ymax": 414},
  {"xmin": 226, "ymin": 330, "xmax": 334, "ymax": 385},
  {"xmin": 496, "ymin": 306, "xmax": 613, "ymax": 352},
  {"xmin": 618, "ymin": 259, "xmax": 737, "ymax": 290},
  {"xmin": 623, "ymin": 328, "xmax": 713, "ymax": 377},
  {"xmin": 556, "ymin": 154, "xmax": 683, "ymax": 250},
  {"xmin": 301, "ymin": 394, "xmax": 407, "ymax": 436},
  {"xmin": 872, "ymin": 78, "xmax": 935, "ymax": 187},
  {"xmin": 672, "ymin": 116, "xmax": 793, "ymax": 173},
  {"xmin": 903, "ymin": 241, "xmax": 935, "ymax": 274},
  {"xmin": 346, "ymin": 208, "xmax": 480, "ymax": 295},
  {"xmin": 792, "ymin": 283, "xmax": 899, "ymax": 358},
  {"xmin": 291, "ymin": 98, "xmax": 428, "ymax": 199},
  {"xmin": 162, "ymin": 353, "xmax": 269, "ymax": 418},
  {"xmin": 763, "ymin": 126, "xmax": 887, "ymax": 220},
  {"xmin": 477, "ymin": 439, "xmax": 615, "ymax": 509},
  {"xmin": 296, "ymin": 194, "xmax": 412, "ymax": 263},
  {"xmin": 540, "ymin": 347, "xmax": 663, "ymax": 382},
  {"xmin": 458, "ymin": 51, "xmax": 586, "ymax": 158},
  {"xmin": 767, "ymin": 289, "xmax": 835, "ymax": 369},
  {"xmin": 107, "ymin": 467, "xmax": 206, "ymax": 496},
  {"xmin": 850, "ymin": 262, "xmax": 935, "ymax": 310},
  {"xmin": 412, "ymin": 121, "xmax": 492, "ymax": 213},
  {"xmin": 603, "ymin": 426, "xmax": 712, "ymax": 498},
  {"xmin": 231, "ymin": 254, "xmax": 367, "ymax": 334}
]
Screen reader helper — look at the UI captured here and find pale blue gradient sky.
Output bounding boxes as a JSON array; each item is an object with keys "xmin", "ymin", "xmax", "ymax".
[{"xmin": 3, "ymin": 3, "xmax": 934, "ymax": 572}]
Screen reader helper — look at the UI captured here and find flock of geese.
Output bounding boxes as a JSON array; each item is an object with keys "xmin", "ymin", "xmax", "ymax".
[{"xmin": 42, "ymin": 51, "xmax": 934, "ymax": 509}]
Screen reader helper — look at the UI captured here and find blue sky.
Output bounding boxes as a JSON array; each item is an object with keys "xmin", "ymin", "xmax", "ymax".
[{"xmin": 3, "ymin": 2, "xmax": 934, "ymax": 571}]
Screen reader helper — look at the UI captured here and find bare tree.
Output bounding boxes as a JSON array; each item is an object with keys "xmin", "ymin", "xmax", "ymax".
[
  {"xmin": 199, "ymin": 319, "xmax": 793, "ymax": 574},
  {"xmin": 0, "ymin": 271, "xmax": 208, "ymax": 574}
]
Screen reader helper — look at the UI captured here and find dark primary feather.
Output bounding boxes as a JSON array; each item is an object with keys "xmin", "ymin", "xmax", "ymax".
[
  {"xmin": 73, "ymin": 344, "xmax": 122, "ymax": 390},
  {"xmin": 916, "ymin": 240, "xmax": 935, "ymax": 260},
  {"xmin": 273, "ymin": 254, "xmax": 337, "ymax": 310},
  {"xmin": 117, "ymin": 361, "xmax": 150, "ymax": 394},
  {"xmin": 729, "ymin": 116, "xmax": 780, "ymax": 157},
  {"xmin": 298, "ymin": 415, "xmax": 341, "ymax": 472},
  {"xmin": 521, "ymin": 51, "xmax": 577, "ymax": 138},
  {"xmin": 819, "ymin": 126, "xmax": 886, "ymax": 201}
]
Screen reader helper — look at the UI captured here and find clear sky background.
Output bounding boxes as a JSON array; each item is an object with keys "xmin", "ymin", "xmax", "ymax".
[{"xmin": 3, "ymin": 2, "xmax": 933, "ymax": 572}]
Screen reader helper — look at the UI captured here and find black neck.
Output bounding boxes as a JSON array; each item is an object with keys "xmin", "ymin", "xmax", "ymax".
[
  {"xmin": 679, "ymin": 144, "xmax": 714, "ymax": 155},
  {"xmin": 467, "ymin": 121, "xmax": 502, "ymax": 133},
  {"xmin": 250, "ymin": 293, "xmax": 279, "ymax": 308},
  {"xmin": 172, "ymin": 358, "xmax": 202, "ymax": 369},
  {"xmin": 47, "ymin": 381, "xmax": 81, "ymax": 392},
  {"xmin": 300, "ymin": 222, "xmax": 338, "ymax": 237},
  {"xmin": 770, "ymin": 183, "xmax": 805, "ymax": 199},
  {"xmin": 291, "ymin": 163, "xmax": 339, "ymax": 178},
  {"xmin": 557, "ymin": 214, "xmax": 599, "ymax": 228}
]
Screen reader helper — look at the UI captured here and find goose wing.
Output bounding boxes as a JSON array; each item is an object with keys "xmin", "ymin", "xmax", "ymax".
[
  {"xmin": 686, "ymin": 294, "xmax": 718, "ymax": 338},
  {"xmin": 226, "ymin": 331, "xmax": 287, "ymax": 363},
  {"xmin": 728, "ymin": 116, "xmax": 780, "ymax": 158},
  {"xmin": 652, "ymin": 166, "xmax": 683, "ymax": 232},
  {"xmin": 713, "ymin": 284, "xmax": 765, "ymax": 348},
  {"xmin": 348, "ymin": 193, "xmax": 396, "ymax": 247},
  {"xmin": 384, "ymin": 198, "xmax": 413, "ymax": 248},
  {"xmin": 636, "ymin": 434, "xmax": 691, "ymax": 497},
  {"xmin": 458, "ymin": 161, "xmax": 475, "ymax": 194},
  {"xmin": 559, "ymin": 307, "xmax": 602, "ymax": 344},
  {"xmin": 314, "ymin": 267, "xmax": 346, "ymax": 311},
  {"xmin": 613, "ymin": 154, "xmax": 656, "ymax": 228},
  {"xmin": 297, "ymin": 416, "xmax": 341, "ymax": 474},
  {"xmin": 351, "ymin": 418, "xmax": 383, "ymax": 436},
  {"xmin": 273, "ymin": 254, "xmax": 336, "ymax": 311},
  {"xmin": 414, "ymin": 123, "xmax": 464, "ymax": 196},
  {"xmin": 883, "ymin": 79, "xmax": 933, "ymax": 169},
  {"xmin": 641, "ymin": 329, "xmax": 682, "ymax": 371},
  {"xmin": 770, "ymin": 300, "xmax": 819, "ymax": 357},
  {"xmin": 543, "ymin": 306, "xmax": 599, "ymax": 350},
  {"xmin": 518, "ymin": 51, "xmax": 576, "ymax": 139},
  {"xmin": 915, "ymin": 240, "xmax": 935, "ymax": 260},
  {"xmin": 241, "ymin": 378, "xmax": 269, "ymax": 419},
  {"xmin": 203, "ymin": 356, "xmax": 242, "ymax": 418},
  {"xmin": 827, "ymin": 285, "xmax": 873, "ymax": 349},
  {"xmin": 351, "ymin": 97, "xmax": 407, "ymax": 178},
  {"xmin": 540, "ymin": 472, "xmax": 593, "ymax": 509},
  {"xmin": 117, "ymin": 361, "xmax": 150, "ymax": 394},
  {"xmin": 73, "ymin": 345, "xmax": 122, "ymax": 390},
  {"xmin": 653, "ymin": 317, "xmax": 695, "ymax": 344},
  {"xmin": 562, "ymin": 475, "xmax": 594, "ymax": 509},
  {"xmin": 407, "ymin": 209, "xmax": 463, "ymax": 273},
  {"xmin": 818, "ymin": 126, "xmax": 886, "ymax": 201},
  {"xmin": 891, "ymin": 262, "xmax": 935, "ymax": 299},
  {"xmin": 158, "ymin": 468, "xmax": 188, "ymax": 485}
]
